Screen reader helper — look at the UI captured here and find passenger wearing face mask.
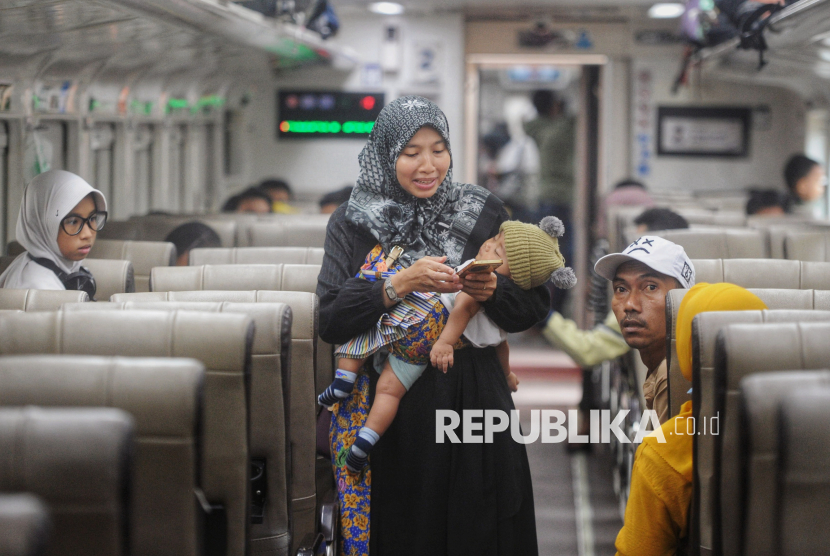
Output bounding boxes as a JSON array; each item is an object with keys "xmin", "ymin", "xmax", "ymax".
[{"xmin": 0, "ymin": 170, "xmax": 107, "ymax": 300}]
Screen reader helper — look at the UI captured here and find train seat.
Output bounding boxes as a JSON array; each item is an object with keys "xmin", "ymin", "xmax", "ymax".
[
  {"xmin": 777, "ymin": 388, "xmax": 830, "ymax": 555},
  {"xmin": 692, "ymin": 259, "xmax": 830, "ymax": 289},
  {"xmin": 666, "ymin": 288, "xmax": 830, "ymax": 418},
  {"xmin": 149, "ymin": 263, "xmax": 320, "ymax": 295},
  {"xmin": 687, "ymin": 311, "xmax": 830, "ymax": 556},
  {"xmin": 0, "ymin": 355, "xmax": 204, "ymax": 556},
  {"xmin": 89, "ymin": 239, "xmax": 177, "ymax": 292},
  {"xmin": 127, "ymin": 215, "xmax": 238, "ymax": 248},
  {"xmin": 0, "ymin": 289, "xmax": 88, "ymax": 311},
  {"xmin": 736, "ymin": 371, "xmax": 830, "ymax": 556},
  {"xmin": 0, "ymin": 494, "xmax": 50, "ymax": 556},
  {"xmin": 95, "ymin": 220, "xmax": 142, "ymax": 241},
  {"xmin": 783, "ymin": 230, "xmax": 830, "ymax": 261},
  {"xmin": 4, "ymin": 241, "xmax": 24, "ymax": 257},
  {"xmin": 109, "ymin": 290, "xmax": 325, "ymax": 553},
  {"xmin": 247, "ymin": 221, "xmax": 328, "ymax": 248},
  {"xmin": 717, "ymin": 324, "xmax": 830, "ymax": 555},
  {"xmin": 649, "ymin": 228, "xmax": 769, "ymax": 259},
  {"xmin": 0, "ymin": 257, "xmax": 134, "ymax": 300},
  {"xmin": 189, "ymin": 247, "xmax": 325, "ymax": 266},
  {"xmin": 0, "ymin": 407, "xmax": 133, "ymax": 556},
  {"xmin": 64, "ymin": 300, "xmax": 294, "ymax": 555},
  {"xmin": 0, "ymin": 310, "xmax": 254, "ymax": 556}
]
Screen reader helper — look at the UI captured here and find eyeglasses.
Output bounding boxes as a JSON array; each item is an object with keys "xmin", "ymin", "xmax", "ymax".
[{"xmin": 60, "ymin": 211, "xmax": 107, "ymax": 236}]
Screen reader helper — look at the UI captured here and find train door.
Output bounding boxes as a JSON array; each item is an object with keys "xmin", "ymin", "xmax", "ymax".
[
  {"xmin": 90, "ymin": 123, "xmax": 115, "ymax": 215},
  {"xmin": 133, "ymin": 124, "xmax": 154, "ymax": 216},
  {"xmin": 465, "ymin": 55, "xmax": 605, "ymax": 327}
]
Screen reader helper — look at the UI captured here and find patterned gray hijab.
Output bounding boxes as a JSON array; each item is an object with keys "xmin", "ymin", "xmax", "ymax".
[{"xmin": 345, "ymin": 96, "xmax": 491, "ymax": 268}]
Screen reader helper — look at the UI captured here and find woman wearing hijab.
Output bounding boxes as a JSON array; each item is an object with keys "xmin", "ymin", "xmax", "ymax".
[
  {"xmin": 0, "ymin": 170, "xmax": 106, "ymax": 298},
  {"xmin": 317, "ymin": 96, "xmax": 548, "ymax": 555},
  {"xmin": 615, "ymin": 283, "xmax": 767, "ymax": 556}
]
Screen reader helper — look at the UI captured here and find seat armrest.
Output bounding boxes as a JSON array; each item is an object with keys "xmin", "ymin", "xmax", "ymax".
[
  {"xmin": 319, "ymin": 489, "xmax": 338, "ymax": 543},
  {"xmin": 296, "ymin": 532, "xmax": 325, "ymax": 556}
]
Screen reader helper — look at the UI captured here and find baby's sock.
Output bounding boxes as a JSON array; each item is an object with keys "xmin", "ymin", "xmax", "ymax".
[
  {"xmin": 317, "ymin": 370, "xmax": 357, "ymax": 407},
  {"xmin": 346, "ymin": 427, "xmax": 380, "ymax": 473}
]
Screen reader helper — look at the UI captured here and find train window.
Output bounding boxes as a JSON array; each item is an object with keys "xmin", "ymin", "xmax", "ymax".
[
  {"xmin": 223, "ymin": 109, "xmax": 243, "ymax": 177},
  {"xmin": 133, "ymin": 124, "xmax": 154, "ymax": 216},
  {"xmin": 0, "ymin": 121, "xmax": 7, "ymax": 248},
  {"xmin": 203, "ymin": 123, "xmax": 216, "ymax": 211},
  {"xmin": 90, "ymin": 123, "xmax": 115, "ymax": 215}
]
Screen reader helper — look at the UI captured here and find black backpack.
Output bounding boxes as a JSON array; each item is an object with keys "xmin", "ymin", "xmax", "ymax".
[{"xmin": 31, "ymin": 256, "xmax": 97, "ymax": 301}]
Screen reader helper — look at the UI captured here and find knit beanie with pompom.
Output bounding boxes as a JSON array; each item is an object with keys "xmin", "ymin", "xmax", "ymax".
[{"xmin": 500, "ymin": 216, "xmax": 577, "ymax": 290}]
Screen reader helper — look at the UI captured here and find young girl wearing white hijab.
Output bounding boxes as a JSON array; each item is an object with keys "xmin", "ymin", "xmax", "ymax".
[{"xmin": 0, "ymin": 170, "xmax": 107, "ymax": 298}]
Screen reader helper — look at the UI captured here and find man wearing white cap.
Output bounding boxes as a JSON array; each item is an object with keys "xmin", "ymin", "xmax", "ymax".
[{"xmin": 594, "ymin": 236, "xmax": 695, "ymax": 423}]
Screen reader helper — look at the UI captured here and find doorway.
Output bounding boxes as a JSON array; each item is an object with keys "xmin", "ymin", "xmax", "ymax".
[{"xmin": 465, "ymin": 54, "xmax": 606, "ymax": 328}]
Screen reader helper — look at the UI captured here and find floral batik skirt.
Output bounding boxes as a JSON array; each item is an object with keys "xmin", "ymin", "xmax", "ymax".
[{"xmin": 330, "ymin": 373, "xmax": 372, "ymax": 556}]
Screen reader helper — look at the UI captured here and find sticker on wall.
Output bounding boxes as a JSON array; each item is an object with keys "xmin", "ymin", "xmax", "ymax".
[
  {"xmin": 632, "ymin": 63, "xmax": 654, "ymax": 178},
  {"xmin": 412, "ymin": 41, "xmax": 442, "ymax": 84},
  {"xmin": 33, "ymin": 81, "xmax": 77, "ymax": 114}
]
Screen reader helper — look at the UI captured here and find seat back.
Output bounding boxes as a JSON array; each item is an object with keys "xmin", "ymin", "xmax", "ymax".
[
  {"xmin": 0, "ymin": 407, "xmax": 133, "ymax": 556},
  {"xmin": 190, "ymin": 247, "xmax": 324, "ymax": 266},
  {"xmin": 110, "ymin": 291, "xmax": 320, "ymax": 551},
  {"xmin": 692, "ymin": 259, "xmax": 830, "ymax": 290},
  {"xmin": 0, "ymin": 310, "xmax": 254, "ymax": 556},
  {"xmin": 150, "ymin": 264, "xmax": 320, "ymax": 294},
  {"xmin": 738, "ymin": 371, "xmax": 830, "ymax": 556},
  {"xmin": 129, "ymin": 215, "xmax": 238, "ymax": 247},
  {"xmin": 778, "ymin": 389, "xmax": 830, "ymax": 555},
  {"xmin": 65, "ymin": 301, "xmax": 293, "ymax": 555},
  {"xmin": 784, "ymin": 230, "xmax": 830, "ymax": 261},
  {"xmin": 82, "ymin": 259, "xmax": 136, "ymax": 300},
  {"xmin": 666, "ymin": 289, "xmax": 830, "ymax": 418},
  {"xmin": 0, "ymin": 255, "xmax": 132, "ymax": 301},
  {"xmin": 650, "ymin": 228, "xmax": 768, "ymax": 258},
  {"xmin": 96, "ymin": 219, "xmax": 142, "ymax": 241},
  {"xmin": 0, "ymin": 355, "xmax": 204, "ymax": 556},
  {"xmin": 247, "ymin": 222, "xmax": 328, "ymax": 248},
  {"xmin": 89, "ymin": 240, "xmax": 177, "ymax": 292},
  {"xmin": 0, "ymin": 289, "xmax": 88, "ymax": 310},
  {"xmin": 688, "ymin": 312, "xmax": 830, "ymax": 556},
  {"xmin": 0, "ymin": 494, "xmax": 50, "ymax": 556}
]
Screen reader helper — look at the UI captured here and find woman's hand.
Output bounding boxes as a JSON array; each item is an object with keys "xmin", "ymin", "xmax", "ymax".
[
  {"xmin": 460, "ymin": 271, "xmax": 498, "ymax": 302},
  {"xmin": 389, "ymin": 256, "xmax": 462, "ymax": 299}
]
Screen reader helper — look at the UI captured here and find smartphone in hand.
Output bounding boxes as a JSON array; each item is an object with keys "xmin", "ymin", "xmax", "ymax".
[{"xmin": 455, "ymin": 259, "xmax": 502, "ymax": 278}]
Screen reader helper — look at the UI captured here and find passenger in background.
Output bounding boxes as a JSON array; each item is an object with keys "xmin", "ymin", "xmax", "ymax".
[
  {"xmin": 594, "ymin": 236, "xmax": 695, "ymax": 425},
  {"xmin": 615, "ymin": 283, "xmax": 766, "ymax": 556},
  {"xmin": 164, "ymin": 222, "xmax": 221, "ymax": 266},
  {"xmin": 524, "ymin": 89, "xmax": 576, "ymax": 313},
  {"xmin": 318, "ymin": 185, "xmax": 353, "ymax": 214},
  {"xmin": 633, "ymin": 207, "xmax": 690, "ymax": 233},
  {"xmin": 259, "ymin": 178, "xmax": 299, "ymax": 214},
  {"xmin": 783, "ymin": 154, "xmax": 826, "ymax": 217},
  {"xmin": 596, "ymin": 178, "xmax": 655, "ymax": 238},
  {"xmin": 221, "ymin": 186, "xmax": 273, "ymax": 214},
  {"xmin": 745, "ymin": 188, "xmax": 787, "ymax": 216},
  {"xmin": 0, "ymin": 170, "xmax": 106, "ymax": 300}
]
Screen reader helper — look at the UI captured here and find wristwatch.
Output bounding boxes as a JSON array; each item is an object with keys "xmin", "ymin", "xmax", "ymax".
[{"xmin": 384, "ymin": 276, "xmax": 402, "ymax": 303}]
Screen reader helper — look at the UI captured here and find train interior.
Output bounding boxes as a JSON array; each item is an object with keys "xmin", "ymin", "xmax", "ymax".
[{"xmin": 2, "ymin": 0, "xmax": 830, "ymax": 554}]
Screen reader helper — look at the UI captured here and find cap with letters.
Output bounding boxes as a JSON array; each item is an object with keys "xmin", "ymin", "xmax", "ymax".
[{"xmin": 594, "ymin": 235, "xmax": 695, "ymax": 288}]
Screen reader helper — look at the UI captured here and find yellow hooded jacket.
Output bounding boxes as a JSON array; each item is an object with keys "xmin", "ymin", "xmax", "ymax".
[{"xmin": 615, "ymin": 283, "xmax": 767, "ymax": 556}]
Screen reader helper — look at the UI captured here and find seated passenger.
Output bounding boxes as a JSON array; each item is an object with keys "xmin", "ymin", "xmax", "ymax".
[
  {"xmin": 545, "ymin": 209, "xmax": 690, "ymax": 373},
  {"xmin": 164, "ymin": 221, "xmax": 221, "ymax": 266},
  {"xmin": 259, "ymin": 178, "xmax": 299, "ymax": 214},
  {"xmin": 0, "ymin": 170, "xmax": 106, "ymax": 299},
  {"xmin": 746, "ymin": 188, "xmax": 786, "ymax": 216},
  {"xmin": 318, "ymin": 186, "xmax": 353, "ymax": 214},
  {"xmin": 615, "ymin": 283, "xmax": 767, "ymax": 556},
  {"xmin": 317, "ymin": 217, "xmax": 576, "ymax": 473},
  {"xmin": 783, "ymin": 154, "xmax": 826, "ymax": 217},
  {"xmin": 222, "ymin": 187, "xmax": 273, "ymax": 214},
  {"xmin": 633, "ymin": 207, "xmax": 689, "ymax": 234}
]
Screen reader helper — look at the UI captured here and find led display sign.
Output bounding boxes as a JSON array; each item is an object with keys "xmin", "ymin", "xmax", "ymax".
[{"xmin": 277, "ymin": 91, "xmax": 384, "ymax": 139}]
